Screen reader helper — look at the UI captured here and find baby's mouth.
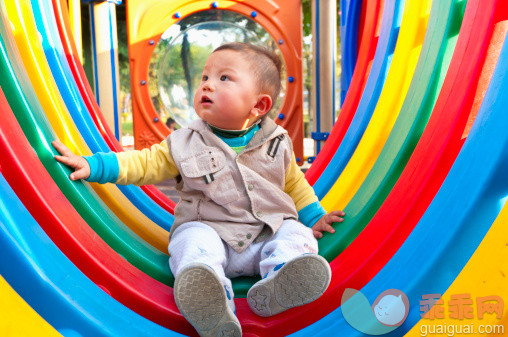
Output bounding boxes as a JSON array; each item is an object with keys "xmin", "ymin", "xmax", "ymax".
[{"xmin": 201, "ymin": 96, "xmax": 213, "ymax": 104}]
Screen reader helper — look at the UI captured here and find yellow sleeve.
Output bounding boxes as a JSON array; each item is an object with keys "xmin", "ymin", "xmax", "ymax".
[
  {"xmin": 284, "ymin": 153, "xmax": 319, "ymax": 211},
  {"xmin": 116, "ymin": 139, "xmax": 179, "ymax": 186}
]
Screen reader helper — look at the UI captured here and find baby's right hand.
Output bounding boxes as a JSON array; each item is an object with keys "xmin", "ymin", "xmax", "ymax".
[{"xmin": 52, "ymin": 140, "xmax": 91, "ymax": 181}]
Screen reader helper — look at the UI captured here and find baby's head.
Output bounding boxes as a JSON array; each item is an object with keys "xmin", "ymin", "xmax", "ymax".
[{"xmin": 194, "ymin": 42, "xmax": 282, "ymax": 130}]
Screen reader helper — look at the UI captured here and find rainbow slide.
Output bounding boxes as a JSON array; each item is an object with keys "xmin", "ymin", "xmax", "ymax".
[{"xmin": 1, "ymin": 0, "xmax": 507, "ymax": 336}]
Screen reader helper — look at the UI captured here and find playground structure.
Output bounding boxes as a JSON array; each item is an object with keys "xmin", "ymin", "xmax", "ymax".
[
  {"xmin": 127, "ymin": 0, "xmax": 305, "ymax": 162},
  {"xmin": 0, "ymin": 0, "xmax": 508, "ymax": 336}
]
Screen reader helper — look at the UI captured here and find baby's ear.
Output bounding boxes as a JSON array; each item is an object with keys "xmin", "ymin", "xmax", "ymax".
[{"xmin": 251, "ymin": 94, "xmax": 272, "ymax": 118}]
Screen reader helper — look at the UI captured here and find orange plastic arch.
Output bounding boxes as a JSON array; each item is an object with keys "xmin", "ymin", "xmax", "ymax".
[{"xmin": 127, "ymin": 0, "xmax": 304, "ymax": 160}]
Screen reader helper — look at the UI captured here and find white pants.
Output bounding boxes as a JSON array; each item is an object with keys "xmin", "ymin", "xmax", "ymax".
[{"xmin": 168, "ymin": 219, "xmax": 318, "ymax": 299}]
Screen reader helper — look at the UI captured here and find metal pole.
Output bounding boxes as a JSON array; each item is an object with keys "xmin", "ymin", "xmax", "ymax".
[
  {"xmin": 90, "ymin": 0, "xmax": 122, "ymax": 140},
  {"xmin": 311, "ymin": 0, "xmax": 337, "ymax": 156}
]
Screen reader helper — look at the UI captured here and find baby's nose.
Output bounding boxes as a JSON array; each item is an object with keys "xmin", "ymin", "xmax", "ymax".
[{"xmin": 203, "ymin": 81, "xmax": 215, "ymax": 91}]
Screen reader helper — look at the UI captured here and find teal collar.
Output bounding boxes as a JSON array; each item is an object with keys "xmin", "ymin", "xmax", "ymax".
[
  {"xmin": 208, "ymin": 122, "xmax": 260, "ymax": 148},
  {"xmin": 207, "ymin": 120, "xmax": 261, "ymax": 138}
]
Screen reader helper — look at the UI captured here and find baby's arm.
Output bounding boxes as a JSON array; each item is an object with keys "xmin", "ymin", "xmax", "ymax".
[
  {"xmin": 114, "ymin": 140, "xmax": 179, "ymax": 185},
  {"xmin": 52, "ymin": 139, "xmax": 179, "ymax": 185},
  {"xmin": 284, "ymin": 153, "xmax": 345, "ymax": 239}
]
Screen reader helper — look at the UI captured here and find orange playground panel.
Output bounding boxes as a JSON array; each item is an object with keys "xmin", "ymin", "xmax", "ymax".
[{"xmin": 127, "ymin": 0, "xmax": 304, "ymax": 161}]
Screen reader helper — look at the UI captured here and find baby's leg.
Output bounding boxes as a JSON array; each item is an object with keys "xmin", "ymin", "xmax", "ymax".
[
  {"xmin": 248, "ymin": 219, "xmax": 331, "ymax": 317},
  {"xmin": 258, "ymin": 219, "xmax": 318, "ymax": 278},
  {"xmin": 169, "ymin": 222, "xmax": 240, "ymax": 337},
  {"xmin": 168, "ymin": 221, "xmax": 232, "ymax": 294}
]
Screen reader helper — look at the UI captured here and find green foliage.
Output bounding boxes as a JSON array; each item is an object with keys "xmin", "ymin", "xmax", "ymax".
[
  {"xmin": 116, "ymin": 12, "xmax": 130, "ymax": 94},
  {"xmin": 302, "ymin": 0, "xmax": 312, "ymax": 36}
]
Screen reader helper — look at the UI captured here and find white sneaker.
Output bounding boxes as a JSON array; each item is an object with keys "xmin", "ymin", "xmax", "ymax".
[
  {"xmin": 174, "ymin": 263, "xmax": 241, "ymax": 337},
  {"xmin": 247, "ymin": 254, "xmax": 331, "ymax": 317}
]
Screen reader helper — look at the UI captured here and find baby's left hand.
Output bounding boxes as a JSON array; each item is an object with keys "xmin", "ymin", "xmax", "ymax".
[{"xmin": 311, "ymin": 210, "xmax": 345, "ymax": 239}]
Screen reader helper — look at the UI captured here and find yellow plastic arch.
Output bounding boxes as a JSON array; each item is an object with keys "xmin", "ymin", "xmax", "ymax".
[
  {"xmin": 4, "ymin": 0, "xmax": 169, "ymax": 253},
  {"xmin": 321, "ymin": 0, "xmax": 432, "ymax": 211},
  {"xmin": 406, "ymin": 202, "xmax": 508, "ymax": 336},
  {"xmin": 68, "ymin": 0, "xmax": 83, "ymax": 64},
  {"xmin": 0, "ymin": 276, "xmax": 61, "ymax": 336}
]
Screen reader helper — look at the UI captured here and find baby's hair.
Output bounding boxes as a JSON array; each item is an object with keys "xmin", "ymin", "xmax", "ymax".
[{"xmin": 213, "ymin": 42, "xmax": 282, "ymax": 112}]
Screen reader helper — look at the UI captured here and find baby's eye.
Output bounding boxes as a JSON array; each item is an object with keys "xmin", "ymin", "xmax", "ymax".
[
  {"xmin": 220, "ymin": 75, "xmax": 229, "ymax": 81},
  {"xmin": 202, "ymin": 75, "xmax": 208, "ymax": 81}
]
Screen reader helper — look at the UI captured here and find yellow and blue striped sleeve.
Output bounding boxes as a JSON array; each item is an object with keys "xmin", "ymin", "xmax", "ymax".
[
  {"xmin": 85, "ymin": 139, "xmax": 179, "ymax": 186},
  {"xmin": 84, "ymin": 151, "xmax": 120, "ymax": 184},
  {"xmin": 284, "ymin": 153, "xmax": 326, "ymax": 227}
]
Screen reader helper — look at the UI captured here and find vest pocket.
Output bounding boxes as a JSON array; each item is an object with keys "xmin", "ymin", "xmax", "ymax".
[{"xmin": 179, "ymin": 148, "xmax": 239, "ymax": 205}]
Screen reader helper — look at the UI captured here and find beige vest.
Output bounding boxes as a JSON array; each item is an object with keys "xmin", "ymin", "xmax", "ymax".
[{"xmin": 167, "ymin": 118, "xmax": 298, "ymax": 253}]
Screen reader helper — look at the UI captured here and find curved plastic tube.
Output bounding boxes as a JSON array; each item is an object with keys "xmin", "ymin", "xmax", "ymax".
[
  {"xmin": 319, "ymin": 0, "xmax": 466, "ymax": 258},
  {"xmin": 407, "ymin": 10, "xmax": 508, "ymax": 335},
  {"xmin": 0, "ymin": 42, "xmax": 301, "ymax": 335},
  {"xmin": 407, "ymin": 184, "xmax": 508, "ymax": 333},
  {"xmin": 3, "ymin": 0, "xmax": 170, "ymax": 254},
  {"xmin": 31, "ymin": 0, "xmax": 174, "ymax": 231},
  {"xmin": 320, "ymin": 0, "xmax": 432, "ymax": 208},
  {"xmin": 339, "ymin": 0, "xmax": 362, "ymax": 104},
  {"xmin": 0, "ymin": 85, "xmax": 198, "ymax": 334},
  {"xmin": 280, "ymin": 0, "xmax": 502, "ymax": 330},
  {"xmin": 0, "ymin": 0, "xmax": 269, "ymax": 298},
  {"xmin": 50, "ymin": 0, "xmax": 176, "ymax": 215},
  {"xmin": 3, "ymin": 0, "xmax": 508, "ymax": 336},
  {"xmin": 0, "ymin": 174, "xmax": 184, "ymax": 337},
  {"xmin": 305, "ymin": 0, "xmax": 384, "ymax": 185},
  {"xmin": 251, "ymin": 0, "xmax": 495, "ymax": 332},
  {"xmin": 0, "ymin": 276, "xmax": 60, "ymax": 336},
  {"xmin": 0, "ymin": 7, "xmax": 171, "ymax": 283},
  {"xmin": 293, "ymin": 21, "xmax": 508, "ymax": 336},
  {"xmin": 310, "ymin": 0, "xmax": 401, "ymax": 196}
]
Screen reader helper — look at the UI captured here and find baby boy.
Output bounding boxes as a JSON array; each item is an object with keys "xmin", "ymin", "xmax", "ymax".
[{"xmin": 53, "ymin": 42, "xmax": 344, "ymax": 337}]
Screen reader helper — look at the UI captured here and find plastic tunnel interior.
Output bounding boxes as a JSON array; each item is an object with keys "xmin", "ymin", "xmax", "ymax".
[{"xmin": 1, "ymin": 0, "xmax": 508, "ymax": 336}]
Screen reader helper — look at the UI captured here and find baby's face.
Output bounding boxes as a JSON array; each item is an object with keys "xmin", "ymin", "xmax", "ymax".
[{"xmin": 194, "ymin": 50, "xmax": 261, "ymax": 130}]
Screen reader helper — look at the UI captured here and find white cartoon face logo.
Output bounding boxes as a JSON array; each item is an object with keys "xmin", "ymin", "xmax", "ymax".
[
  {"xmin": 342, "ymin": 288, "xmax": 410, "ymax": 335},
  {"xmin": 372, "ymin": 290, "xmax": 410, "ymax": 327}
]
